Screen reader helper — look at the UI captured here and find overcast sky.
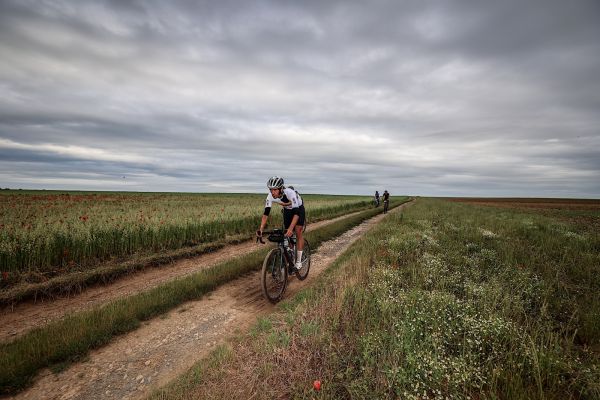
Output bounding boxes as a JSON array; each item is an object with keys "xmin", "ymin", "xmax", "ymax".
[{"xmin": 1, "ymin": 0, "xmax": 599, "ymax": 197}]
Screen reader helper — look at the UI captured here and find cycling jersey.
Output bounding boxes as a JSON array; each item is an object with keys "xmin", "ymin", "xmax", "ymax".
[{"xmin": 264, "ymin": 187, "xmax": 303, "ymax": 216}]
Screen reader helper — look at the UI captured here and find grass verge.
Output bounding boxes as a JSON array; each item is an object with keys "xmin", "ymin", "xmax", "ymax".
[
  {"xmin": 0, "ymin": 198, "xmax": 409, "ymax": 395},
  {"xmin": 152, "ymin": 198, "xmax": 599, "ymax": 400}
]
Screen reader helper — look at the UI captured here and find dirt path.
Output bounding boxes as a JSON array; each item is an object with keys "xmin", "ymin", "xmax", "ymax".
[
  {"xmin": 9, "ymin": 202, "xmax": 411, "ymax": 400},
  {"xmin": 0, "ymin": 210, "xmax": 368, "ymax": 342}
]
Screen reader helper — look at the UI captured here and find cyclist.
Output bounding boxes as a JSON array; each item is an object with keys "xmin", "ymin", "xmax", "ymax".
[
  {"xmin": 257, "ymin": 177, "xmax": 305, "ymax": 270},
  {"xmin": 374, "ymin": 190, "xmax": 380, "ymax": 207},
  {"xmin": 382, "ymin": 190, "xmax": 390, "ymax": 213}
]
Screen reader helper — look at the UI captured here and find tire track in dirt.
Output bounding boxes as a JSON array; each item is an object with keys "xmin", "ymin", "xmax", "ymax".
[
  {"xmin": 0, "ymin": 209, "xmax": 366, "ymax": 342},
  {"xmin": 9, "ymin": 202, "xmax": 412, "ymax": 400}
]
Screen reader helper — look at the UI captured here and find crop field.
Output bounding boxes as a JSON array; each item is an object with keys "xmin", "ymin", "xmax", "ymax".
[
  {"xmin": 448, "ymin": 197, "xmax": 600, "ymax": 232},
  {"xmin": 161, "ymin": 198, "xmax": 600, "ymax": 399},
  {"xmin": 0, "ymin": 191, "xmax": 370, "ymax": 279}
]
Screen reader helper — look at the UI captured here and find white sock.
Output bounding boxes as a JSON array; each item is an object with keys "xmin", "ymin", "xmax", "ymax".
[{"xmin": 296, "ymin": 250, "xmax": 303, "ymax": 266}]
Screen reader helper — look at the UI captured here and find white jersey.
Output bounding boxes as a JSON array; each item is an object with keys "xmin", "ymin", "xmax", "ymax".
[{"xmin": 265, "ymin": 187, "xmax": 303, "ymax": 210}]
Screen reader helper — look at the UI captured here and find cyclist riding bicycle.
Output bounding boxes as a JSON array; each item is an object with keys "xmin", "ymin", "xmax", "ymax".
[
  {"xmin": 382, "ymin": 190, "xmax": 390, "ymax": 213},
  {"xmin": 257, "ymin": 176, "xmax": 306, "ymax": 270}
]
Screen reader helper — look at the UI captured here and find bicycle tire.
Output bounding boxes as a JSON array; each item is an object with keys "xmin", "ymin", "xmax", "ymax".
[
  {"xmin": 295, "ymin": 240, "xmax": 311, "ymax": 281},
  {"xmin": 261, "ymin": 247, "xmax": 288, "ymax": 303}
]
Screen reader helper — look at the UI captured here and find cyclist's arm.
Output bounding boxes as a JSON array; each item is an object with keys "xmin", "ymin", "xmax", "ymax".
[
  {"xmin": 259, "ymin": 214, "xmax": 269, "ymax": 234},
  {"xmin": 259, "ymin": 196, "xmax": 273, "ymax": 235},
  {"xmin": 285, "ymin": 214, "xmax": 300, "ymax": 237}
]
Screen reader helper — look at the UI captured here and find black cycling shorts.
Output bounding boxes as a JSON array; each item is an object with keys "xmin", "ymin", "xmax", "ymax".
[{"xmin": 283, "ymin": 205, "xmax": 305, "ymax": 229}]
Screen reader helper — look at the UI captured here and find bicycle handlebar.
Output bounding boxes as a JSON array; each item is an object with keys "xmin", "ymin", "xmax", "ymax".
[
  {"xmin": 256, "ymin": 229, "xmax": 279, "ymax": 244},
  {"xmin": 256, "ymin": 229, "xmax": 295, "ymax": 245}
]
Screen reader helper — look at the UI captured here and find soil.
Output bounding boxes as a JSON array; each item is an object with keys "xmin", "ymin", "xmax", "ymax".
[
  {"xmin": 446, "ymin": 197, "xmax": 600, "ymax": 210},
  {"xmin": 447, "ymin": 197, "xmax": 600, "ymax": 230}
]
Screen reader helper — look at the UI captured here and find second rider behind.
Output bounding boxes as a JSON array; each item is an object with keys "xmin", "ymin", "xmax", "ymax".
[{"xmin": 257, "ymin": 176, "xmax": 305, "ymax": 270}]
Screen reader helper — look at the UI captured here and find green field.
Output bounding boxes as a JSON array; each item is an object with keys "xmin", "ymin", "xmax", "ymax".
[
  {"xmin": 0, "ymin": 191, "xmax": 370, "ymax": 278},
  {"xmin": 156, "ymin": 198, "xmax": 600, "ymax": 399}
]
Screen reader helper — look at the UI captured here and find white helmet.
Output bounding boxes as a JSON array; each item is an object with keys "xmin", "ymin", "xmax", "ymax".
[{"xmin": 266, "ymin": 176, "xmax": 284, "ymax": 189}]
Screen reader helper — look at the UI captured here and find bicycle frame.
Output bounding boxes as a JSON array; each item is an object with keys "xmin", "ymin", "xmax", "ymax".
[{"xmin": 258, "ymin": 231, "xmax": 296, "ymax": 270}]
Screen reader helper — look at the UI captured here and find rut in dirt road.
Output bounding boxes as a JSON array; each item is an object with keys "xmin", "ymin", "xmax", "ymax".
[
  {"xmin": 10, "ymin": 202, "xmax": 411, "ymax": 400},
  {"xmin": 0, "ymin": 210, "xmax": 366, "ymax": 342}
]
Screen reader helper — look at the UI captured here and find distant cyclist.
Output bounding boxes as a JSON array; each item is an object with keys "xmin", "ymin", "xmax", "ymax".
[
  {"xmin": 374, "ymin": 190, "xmax": 380, "ymax": 207},
  {"xmin": 257, "ymin": 177, "xmax": 305, "ymax": 270},
  {"xmin": 382, "ymin": 190, "xmax": 390, "ymax": 213}
]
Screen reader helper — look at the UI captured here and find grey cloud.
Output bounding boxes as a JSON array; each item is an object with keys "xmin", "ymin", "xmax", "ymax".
[{"xmin": 0, "ymin": 0, "xmax": 599, "ymax": 196}]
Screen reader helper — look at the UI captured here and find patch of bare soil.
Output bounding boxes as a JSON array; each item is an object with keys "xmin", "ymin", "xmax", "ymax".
[
  {"xmin": 447, "ymin": 197, "xmax": 600, "ymax": 230},
  {"xmin": 0, "ymin": 211, "xmax": 365, "ymax": 342},
  {"xmin": 446, "ymin": 197, "xmax": 600, "ymax": 210},
  {"xmin": 8, "ymin": 202, "xmax": 412, "ymax": 400}
]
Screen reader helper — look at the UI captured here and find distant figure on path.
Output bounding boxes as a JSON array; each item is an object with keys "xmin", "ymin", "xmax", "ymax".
[
  {"xmin": 382, "ymin": 190, "xmax": 390, "ymax": 213},
  {"xmin": 374, "ymin": 190, "xmax": 380, "ymax": 207}
]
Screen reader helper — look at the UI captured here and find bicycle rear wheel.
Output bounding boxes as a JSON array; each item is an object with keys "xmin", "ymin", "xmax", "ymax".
[
  {"xmin": 295, "ymin": 240, "xmax": 311, "ymax": 281},
  {"xmin": 261, "ymin": 247, "xmax": 288, "ymax": 303}
]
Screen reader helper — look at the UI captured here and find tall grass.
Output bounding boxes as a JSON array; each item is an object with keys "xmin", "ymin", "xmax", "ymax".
[
  {"xmin": 159, "ymin": 198, "xmax": 599, "ymax": 399},
  {"xmin": 0, "ymin": 191, "xmax": 370, "ymax": 275}
]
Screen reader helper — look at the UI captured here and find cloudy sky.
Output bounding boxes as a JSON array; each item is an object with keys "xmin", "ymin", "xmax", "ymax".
[{"xmin": 1, "ymin": 0, "xmax": 599, "ymax": 197}]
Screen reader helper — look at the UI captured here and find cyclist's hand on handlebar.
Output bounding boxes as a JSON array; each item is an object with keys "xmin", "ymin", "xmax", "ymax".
[
  {"xmin": 256, "ymin": 230, "xmax": 265, "ymax": 244},
  {"xmin": 285, "ymin": 228, "xmax": 294, "ymax": 237}
]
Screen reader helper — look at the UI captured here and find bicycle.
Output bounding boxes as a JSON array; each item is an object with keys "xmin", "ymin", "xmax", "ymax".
[
  {"xmin": 383, "ymin": 199, "xmax": 389, "ymax": 214},
  {"xmin": 257, "ymin": 229, "xmax": 311, "ymax": 303}
]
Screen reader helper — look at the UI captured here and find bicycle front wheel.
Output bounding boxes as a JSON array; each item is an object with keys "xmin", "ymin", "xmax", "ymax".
[
  {"xmin": 261, "ymin": 247, "xmax": 288, "ymax": 303},
  {"xmin": 295, "ymin": 240, "xmax": 311, "ymax": 281}
]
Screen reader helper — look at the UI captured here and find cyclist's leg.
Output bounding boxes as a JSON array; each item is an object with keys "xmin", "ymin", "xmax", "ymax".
[
  {"xmin": 283, "ymin": 208, "xmax": 293, "ymax": 232},
  {"xmin": 294, "ymin": 224, "xmax": 304, "ymax": 251},
  {"xmin": 283, "ymin": 208, "xmax": 298, "ymax": 248},
  {"xmin": 293, "ymin": 206, "xmax": 306, "ymax": 269},
  {"xmin": 294, "ymin": 205, "xmax": 306, "ymax": 251}
]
